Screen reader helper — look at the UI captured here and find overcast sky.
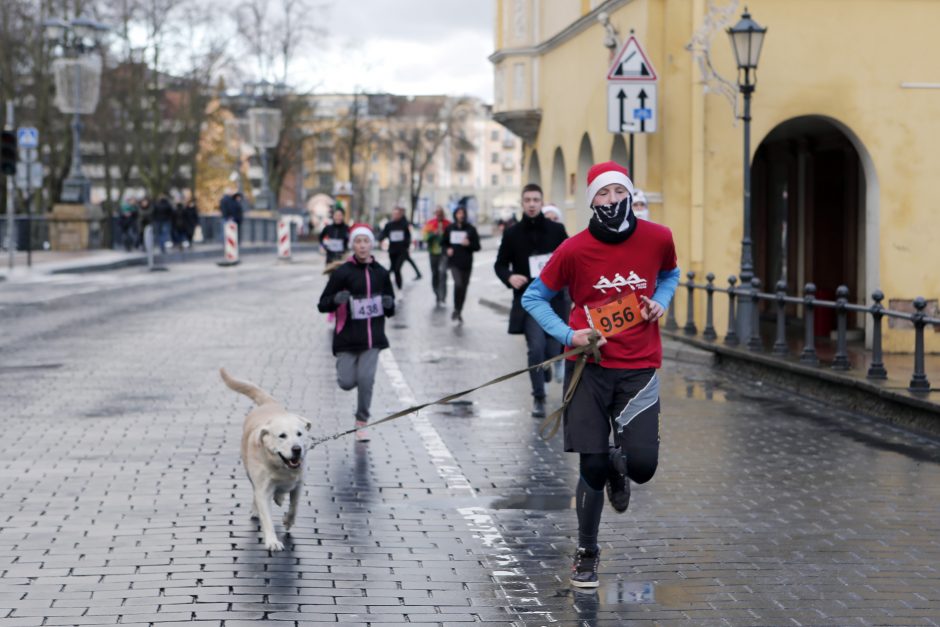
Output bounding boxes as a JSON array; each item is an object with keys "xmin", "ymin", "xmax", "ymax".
[{"xmin": 307, "ymin": 1, "xmax": 495, "ymax": 100}]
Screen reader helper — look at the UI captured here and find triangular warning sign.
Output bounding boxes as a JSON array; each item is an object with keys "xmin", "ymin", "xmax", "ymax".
[{"xmin": 607, "ymin": 35, "xmax": 658, "ymax": 82}]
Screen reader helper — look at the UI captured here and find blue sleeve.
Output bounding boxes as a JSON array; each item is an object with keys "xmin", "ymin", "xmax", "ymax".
[
  {"xmin": 522, "ymin": 278, "xmax": 574, "ymax": 346},
  {"xmin": 652, "ymin": 266, "xmax": 681, "ymax": 310}
]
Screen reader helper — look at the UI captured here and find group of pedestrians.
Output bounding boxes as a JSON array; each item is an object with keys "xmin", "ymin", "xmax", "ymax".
[
  {"xmin": 316, "ymin": 161, "xmax": 679, "ymax": 591},
  {"xmin": 117, "ymin": 196, "xmax": 200, "ymax": 253}
]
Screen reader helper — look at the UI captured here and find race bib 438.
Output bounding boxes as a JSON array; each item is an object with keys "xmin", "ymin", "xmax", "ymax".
[
  {"xmin": 350, "ymin": 296, "xmax": 383, "ymax": 320},
  {"xmin": 585, "ymin": 292, "xmax": 642, "ymax": 337}
]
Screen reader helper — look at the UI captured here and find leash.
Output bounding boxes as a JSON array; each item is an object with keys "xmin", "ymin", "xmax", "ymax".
[{"xmin": 309, "ymin": 332, "xmax": 602, "ymax": 449}]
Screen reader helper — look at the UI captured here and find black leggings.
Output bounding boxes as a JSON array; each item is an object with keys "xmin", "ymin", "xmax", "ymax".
[
  {"xmin": 450, "ymin": 265, "xmax": 472, "ymax": 313},
  {"xmin": 390, "ymin": 251, "xmax": 421, "ymax": 289},
  {"xmin": 579, "ymin": 453, "xmax": 609, "ymax": 490}
]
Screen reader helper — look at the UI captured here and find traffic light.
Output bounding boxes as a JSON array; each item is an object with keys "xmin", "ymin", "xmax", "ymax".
[{"xmin": 0, "ymin": 131, "xmax": 16, "ymax": 176}]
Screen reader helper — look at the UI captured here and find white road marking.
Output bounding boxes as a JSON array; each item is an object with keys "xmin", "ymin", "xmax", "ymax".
[{"xmin": 379, "ymin": 349, "xmax": 556, "ymax": 624}]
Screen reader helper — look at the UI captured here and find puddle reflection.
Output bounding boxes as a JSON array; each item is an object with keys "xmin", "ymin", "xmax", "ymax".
[
  {"xmin": 600, "ymin": 580, "xmax": 655, "ymax": 604},
  {"xmin": 681, "ymin": 378, "xmax": 727, "ymax": 402}
]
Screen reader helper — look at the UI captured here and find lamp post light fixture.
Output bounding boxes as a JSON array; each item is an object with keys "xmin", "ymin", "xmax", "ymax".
[
  {"xmin": 727, "ymin": 7, "xmax": 767, "ymax": 341},
  {"xmin": 244, "ymin": 80, "xmax": 287, "ymax": 212},
  {"xmin": 43, "ymin": 16, "xmax": 109, "ymax": 204}
]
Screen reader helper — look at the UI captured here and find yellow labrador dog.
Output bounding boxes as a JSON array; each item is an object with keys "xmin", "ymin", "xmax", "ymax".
[{"xmin": 220, "ymin": 368, "xmax": 311, "ymax": 551}]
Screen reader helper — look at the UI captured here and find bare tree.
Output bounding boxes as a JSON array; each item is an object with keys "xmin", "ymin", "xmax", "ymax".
[{"xmin": 391, "ymin": 97, "xmax": 474, "ymax": 224}]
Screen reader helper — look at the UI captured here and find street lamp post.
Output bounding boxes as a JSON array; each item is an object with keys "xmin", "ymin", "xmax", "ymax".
[
  {"xmin": 44, "ymin": 16, "xmax": 109, "ymax": 205},
  {"xmin": 727, "ymin": 8, "xmax": 767, "ymax": 342},
  {"xmin": 244, "ymin": 81, "xmax": 286, "ymax": 213}
]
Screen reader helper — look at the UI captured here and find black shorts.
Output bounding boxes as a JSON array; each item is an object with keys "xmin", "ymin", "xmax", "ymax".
[{"xmin": 563, "ymin": 361, "xmax": 660, "ymax": 455}]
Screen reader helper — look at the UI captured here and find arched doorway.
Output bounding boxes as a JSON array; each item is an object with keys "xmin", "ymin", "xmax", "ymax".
[
  {"xmin": 752, "ymin": 115, "xmax": 878, "ymax": 336},
  {"xmin": 576, "ymin": 134, "xmax": 594, "ymax": 210},
  {"xmin": 527, "ymin": 150, "xmax": 542, "ymax": 187},
  {"xmin": 610, "ymin": 134, "xmax": 629, "ymax": 168},
  {"xmin": 550, "ymin": 147, "xmax": 566, "ymax": 210}
]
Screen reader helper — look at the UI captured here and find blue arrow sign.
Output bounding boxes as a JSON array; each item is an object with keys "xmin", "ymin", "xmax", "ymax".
[{"xmin": 17, "ymin": 127, "xmax": 38, "ymax": 149}]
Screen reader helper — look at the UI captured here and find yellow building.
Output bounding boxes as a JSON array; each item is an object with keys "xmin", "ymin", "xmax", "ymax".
[{"xmin": 491, "ymin": 0, "xmax": 940, "ymax": 352}]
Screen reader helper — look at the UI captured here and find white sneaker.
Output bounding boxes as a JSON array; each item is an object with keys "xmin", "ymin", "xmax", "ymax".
[{"xmin": 355, "ymin": 420, "xmax": 370, "ymax": 442}]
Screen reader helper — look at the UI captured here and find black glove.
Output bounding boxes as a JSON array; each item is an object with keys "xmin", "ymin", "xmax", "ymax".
[
  {"xmin": 382, "ymin": 295, "xmax": 394, "ymax": 309},
  {"xmin": 333, "ymin": 290, "xmax": 351, "ymax": 305}
]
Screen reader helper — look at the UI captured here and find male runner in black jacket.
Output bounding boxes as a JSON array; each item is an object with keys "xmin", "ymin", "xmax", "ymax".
[{"xmin": 494, "ymin": 183, "xmax": 568, "ymax": 417}]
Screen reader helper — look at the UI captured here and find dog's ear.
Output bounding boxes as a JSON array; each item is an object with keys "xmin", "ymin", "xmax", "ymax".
[{"xmin": 258, "ymin": 428, "xmax": 269, "ymax": 446}]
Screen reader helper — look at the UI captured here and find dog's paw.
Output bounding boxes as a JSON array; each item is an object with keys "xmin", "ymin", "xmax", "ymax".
[
  {"xmin": 273, "ymin": 493, "xmax": 285, "ymax": 507},
  {"xmin": 264, "ymin": 537, "xmax": 284, "ymax": 552},
  {"xmin": 283, "ymin": 514, "xmax": 295, "ymax": 530}
]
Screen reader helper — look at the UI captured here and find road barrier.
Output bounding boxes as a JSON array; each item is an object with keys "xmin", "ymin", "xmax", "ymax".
[
  {"xmin": 277, "ymin": 218, "xmax": 291, "ymax": 260},
  {"xmin": 223, "ymin": 221, "xmax": 239, "ymax": 264}
]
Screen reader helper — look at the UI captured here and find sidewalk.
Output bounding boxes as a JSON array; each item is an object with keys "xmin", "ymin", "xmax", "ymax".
[{"xmin": 0, "ymin": 242, "xmax": 313, "ymax": 280}]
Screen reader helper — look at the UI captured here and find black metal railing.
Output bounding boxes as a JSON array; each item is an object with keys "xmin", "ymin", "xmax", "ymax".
[{"xmin": 665, "ymin": 271, "xmax": 940, "ymax": 393}]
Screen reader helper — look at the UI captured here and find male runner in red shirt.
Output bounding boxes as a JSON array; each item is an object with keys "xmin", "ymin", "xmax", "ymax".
[{"xmin": 522, "ymin": 161, "xmax": 680, "ymax": 588}]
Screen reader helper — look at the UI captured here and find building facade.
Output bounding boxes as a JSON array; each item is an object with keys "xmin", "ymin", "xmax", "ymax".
[
  {"xmin": 269, "ymin": 93, "xmax": 523, "ymax": 229},
  {"xmin": 491, "ymin": 0, "xmax": 940, "ymax": 351}
]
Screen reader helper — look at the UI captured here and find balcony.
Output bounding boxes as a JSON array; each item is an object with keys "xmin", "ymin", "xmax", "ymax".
[{"xmin": 492, "ymin": 110, "xmax": 541, "ymax": 144}]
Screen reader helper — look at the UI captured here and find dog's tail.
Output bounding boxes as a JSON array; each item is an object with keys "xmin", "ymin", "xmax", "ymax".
[{"xmin": 220, "ymin": 368, "xmax": 277, "ymax": 406}]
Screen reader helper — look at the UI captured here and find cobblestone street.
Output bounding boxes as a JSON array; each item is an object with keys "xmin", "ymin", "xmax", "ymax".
[{"xmin": 2, "ymin": 245, "xmax": 940, "ymax": 626}]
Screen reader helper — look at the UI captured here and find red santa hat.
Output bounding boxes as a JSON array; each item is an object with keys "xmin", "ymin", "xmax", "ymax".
[
  {"xmin": 586, "ymin": 161, "xmax": 635, "ymax": 205},
  {"xmin": 349, "ymin": 223, "xmax": 375, "ymax": 245}
]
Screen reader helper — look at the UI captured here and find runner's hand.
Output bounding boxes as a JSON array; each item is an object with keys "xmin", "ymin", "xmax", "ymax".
[
  {"xmin": 570, "ymin": 328, "xmax": 607, "ymax": 348},
  {"xmin": 640, "ymin": 295, "xmax": 664, "ymax": 321},
  {"xmin": 508, "ymin": 274, "xmax": 529, "ymax": 289},
  {"xmin": 446, "ymin": 248, "xmax": 454, "ymax": 257},
  {"xmin": 333, "ymin": 290, "xmax": 351, "ymax": 305},
  {"xmin": 381, "ymin": 295, "xmax": 394, "ymax": 309}
]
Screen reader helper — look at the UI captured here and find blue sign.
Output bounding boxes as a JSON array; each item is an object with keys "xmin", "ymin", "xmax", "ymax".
[
  {"xmin": 633, "ymin": 108, "xmax": 652, "ymax": 121},
  {"xmin": 17, "ymin": 127, "xmax": 39, "ymax": 149}
]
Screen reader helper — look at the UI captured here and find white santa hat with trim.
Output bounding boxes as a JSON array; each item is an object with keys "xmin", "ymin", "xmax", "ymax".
[
  {"xmin": 585, "ymin": 161, "xmax": 635, "ymax": 206},
  {"xmin": 542, "ymin": 204, "xmax": 562, "ymax": 220},
  {"xmin": 349, "ymin": 223, "xmax": 375, "ymax": 245}
]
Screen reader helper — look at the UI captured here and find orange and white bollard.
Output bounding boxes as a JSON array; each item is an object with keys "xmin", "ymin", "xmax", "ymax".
[
  {"xmin": 222, "ymin": 220, "xmax": 239, "ymax": 265},
  {"xmin": 277, "ymin": 218, "xmax": 291, "ymax": 261}
]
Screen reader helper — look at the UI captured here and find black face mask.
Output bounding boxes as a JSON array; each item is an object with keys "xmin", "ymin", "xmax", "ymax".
[{"xmin": 590, "ymin": 195, "xmax": 633, "ymax": 232}]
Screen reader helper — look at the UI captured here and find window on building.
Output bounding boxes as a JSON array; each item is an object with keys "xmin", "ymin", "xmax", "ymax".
[
  {"xmin": 491, "ymin": 130, "xmax": 499, "ymax": 141},
  {"xmin": 491, "ymin": 153, "xmax": 499, "ymax": 164},
  {"xmin": 491, "ymin": 174, "xmax": 498, "ymax": 186},
  {"xmin": 318, "ymin": 173, "xmax": 334, "ymax": 190},
  {"xmin": 427, "ymin": 173, "xmax": 434, "ymax": 184},
  {"xmin": 317, "ymin": 148, "xmax": 332, "ymax": 164},
  {"xmin": 506, "ymin": 174, "xmax": 513, "ymax": 186}
]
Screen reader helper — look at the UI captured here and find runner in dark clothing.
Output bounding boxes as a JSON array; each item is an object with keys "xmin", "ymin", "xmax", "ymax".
[
  {"xmin": 320, "ymin": 208, "xmax": 350, "ymax": 263},
  {"xmin": 378, "ymin": 206, "xmax": 422, "ymax": 289},
  {"xmin": 441, "ymin": 206, "xmax": 481, "ymax": 324},
  {"xmin": 494, "ymin": 183, "xmax": 568, "ymax": 418},
  {"xmin": 317, "ymin": 223, "xmax": 395, "ymax": 442}
]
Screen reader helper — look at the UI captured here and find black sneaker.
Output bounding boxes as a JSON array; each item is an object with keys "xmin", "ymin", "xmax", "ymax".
[
  {"xmin": 531, "ymin": 397, "xmax": 546, "ymax": 418},
  {"xmin": 606, "ymin": 447, "xmax": 631, "ymax": 513},
  {"xmin": 570, "ymin": 546, "xmax": 600, "ymax": 588}
]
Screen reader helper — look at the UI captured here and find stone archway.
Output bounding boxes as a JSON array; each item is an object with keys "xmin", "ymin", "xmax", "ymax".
[
  {"xmin": 752, "ymin": 115, "xmax": 879, "ymax": 337},
  {"xmin": 610, "ymin": 134, "xmax": 629, "ymax": 168},
  {"xmin": 575, "ymin": 133, "xmax": 594, "ymax": 211},
  {"xmin": 550, "ymin": 147, "xmax": 566, "ymax": 211},
  {"xmin": 527, "ymin": 150, "xmax": 542, "ymax": 188}
]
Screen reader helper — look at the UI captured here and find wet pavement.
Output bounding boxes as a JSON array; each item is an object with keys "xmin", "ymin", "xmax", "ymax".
[{"xmin": 2, "ymin": 245, "xmax": 940, "ymax": 626}]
